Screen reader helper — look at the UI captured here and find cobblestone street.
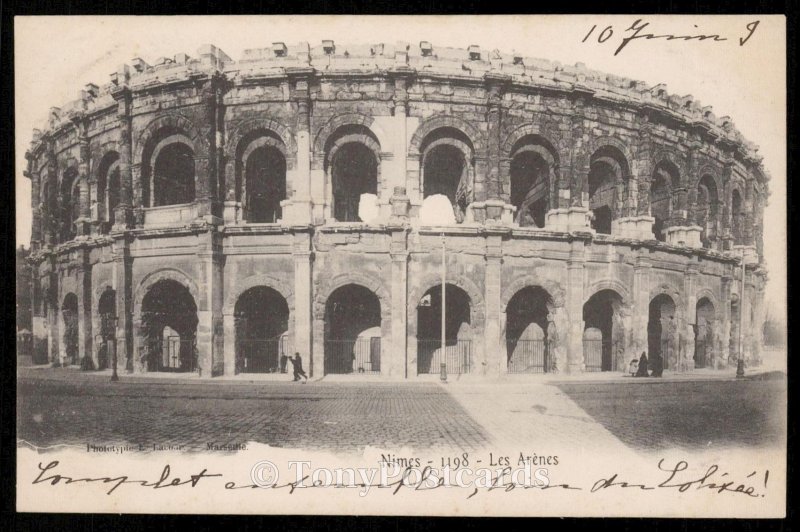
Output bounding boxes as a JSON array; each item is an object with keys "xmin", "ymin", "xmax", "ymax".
[
  {"xmin": 17, "ymin": 368, "xmax": 786, "ymax": 455},
  {"xmin": 17, "ymin": 370, "xmax": 489, "ymax": 453}
]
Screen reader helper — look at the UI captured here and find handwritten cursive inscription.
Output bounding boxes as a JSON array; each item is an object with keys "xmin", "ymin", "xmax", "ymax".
[
  {"xmin": 582, "ymin": 19, "xmax": 760, "ymax": 56},
  {"xmin": 591, "ymin": 459, "xmax": 768, "ymax": 498},
  {"xmin": 32, "ymin": 460, "xmax": 222, "ymax": 495},
  {"xmin": 31, "ymin": 459, "xmax": 769, "ymax": 500}
]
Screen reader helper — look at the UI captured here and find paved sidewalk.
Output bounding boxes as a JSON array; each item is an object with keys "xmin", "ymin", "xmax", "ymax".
[{"xmin": 440, "ymin": 380, "xmax": 631, "ymax": 453}]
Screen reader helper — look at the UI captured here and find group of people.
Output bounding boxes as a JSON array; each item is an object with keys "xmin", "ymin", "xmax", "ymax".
[
  {"xmin": 280, "ymin": 352, "xmax": 308, "ymax": 383},
  {"xmin": 628, "ymin": 351, "xmax": 664, "ymax": 378}
]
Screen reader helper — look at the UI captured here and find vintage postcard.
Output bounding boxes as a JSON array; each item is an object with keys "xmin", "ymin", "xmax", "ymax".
[{"xmin": 14, "ymin": 15, "xmax": 787, "ymax": 517}]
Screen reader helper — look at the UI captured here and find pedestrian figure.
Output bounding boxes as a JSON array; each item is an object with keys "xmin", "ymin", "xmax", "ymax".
[
  {"xmin": 628, "ymin": 358, "xmax": 639, "ymax": 377},
  {"xmin": 650, "ymin": 352, "xmax": 664, "ymax": 377},
  {"xmin": 635, "ymin": 351, "xmax": 649, "ymax": 377},
  {"xmin": 280, "ymin": 354, "xmax": 288, "ymax": 374},
  {"xmin": 289, "ymin": 352, "xmax": 308, "ymax": 383}
]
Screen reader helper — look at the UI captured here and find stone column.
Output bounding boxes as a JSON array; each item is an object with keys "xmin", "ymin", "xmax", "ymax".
[
  {"xmin": 195, "ymin": 230, "xmax": 224, "ymax": 376},
  {"xmin": 74, "ymin": 116, "xmax": 92, "ymax": 237},
  {"xmin": 289, "ymin": 75, "xmax": 313, "ymax": 224},
  {"xmin": 112, "ymin": 234, "xmax": 131, "ymax": 373},
  {"xmin": 389, "ymin": 225, "xmax": 409, "ymax": 377},
  {"xmin": 683, "ymin": 263, "xmax": 699, "ymax": 371},
  {"xmin": 718, "ymin": 275, "xmax": 733, "ymax": 369},
  {"xmin": 292, "ymin": 229, "xmax": 315, "ymax": 374},
  {"xmin": 566, "ymin": 239, "xmax": 587, "ymax": 373},
  {"xmin": 195, "ymin": 75, "xmax": 223, "ymax": 223},
  {"xmin": 484, "ymin": 231, "xmax": 504, "ymax": 376},
  {"xmin": 111, "ymin": 77, "xmax": 133, "ymax": 230},
  {"xmin": 484, "ymin": 74, "xmax": 510, "ymax": 219},
  {"xmin": 46, "ymin": 260, "xmax": 60, "ymax": 364},
  {"xmin": 77, "ymin": 253, "xmax": 93, "ymax": 367},
  {"xmin": 43, "ymin": 138, "xmax": 59, "ymax": 247},
  {"xmin": 631, "ymin": 251, "xmax": 651, "ymax": 358},
  {"xmin": 223, "ymin": 313, "xmax": 237, "ymax": 375},
  {"xmin": 720, "ymin": 161, "xmax": 735, "ymax": 251}
]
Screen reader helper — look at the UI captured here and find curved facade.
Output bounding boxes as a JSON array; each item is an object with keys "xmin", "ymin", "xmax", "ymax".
[{"xmin": 24, "ymin": 41, "xmax": 769, "ymax": 377}]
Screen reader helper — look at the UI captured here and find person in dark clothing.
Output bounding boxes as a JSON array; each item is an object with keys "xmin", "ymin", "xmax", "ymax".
[
  {"xmin": 635, "ymin": 351, "xmax": 649, "ymax": 377},
  {"xmin": 289, "ymin": 352, "xmax": 308, "ymax": 382},
  {"xmin": 280, "ymin": 354, "xmax": 288, "ymax": 374},
  {"xmin": 650, "ymin": 352, "xmax": 664, "ymax": 377}
]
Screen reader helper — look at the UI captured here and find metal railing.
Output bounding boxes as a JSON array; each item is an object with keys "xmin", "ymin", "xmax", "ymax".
[
  {"xmin": 324, "ymin": 337, "xmax": 381, "ymax": 374},
  {"xmin": 583, "ymin": 338, "xmax": 605, "ymax": 372},
  {"xmin": 417, "ymin": 339, "xmax": 472, "ymax": 375},
  {"xmin": 138, "ymin": 336, "xmax": 197, "ymax": 372},
  {"xmin": 507, "ymin": 339, "xmax": 547, "ymax": 373},
  {"xmin": 237, "ymin": 337, "xmax": 291, "ymax": 373}
]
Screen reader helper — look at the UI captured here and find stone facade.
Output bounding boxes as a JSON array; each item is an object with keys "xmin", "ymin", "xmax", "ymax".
[{"xmin": 24, "ymin": 42, "xmax": 769, "ymax": 377}]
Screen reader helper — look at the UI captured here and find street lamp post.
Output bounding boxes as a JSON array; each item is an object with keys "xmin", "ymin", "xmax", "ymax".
[{"xmin": 440, "ymin": 232, "xmax": 447, "ymax": 382}]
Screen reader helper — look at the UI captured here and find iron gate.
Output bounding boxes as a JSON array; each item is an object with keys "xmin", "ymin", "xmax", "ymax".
[
  {"xmin": 583, "ymin": 338, "xmax": 603, "ymax": 372},
  {"xmin": 324, "ymin": 337, "xmax": 381, "ymax": 374},
  {"xmin": 418, "ymin": 339, "xmax": 472, "ymax": 375},
  {"xmin": 237, "ymin": 336, "xmax": 290, "ymax": 373},
  {"xmin": 507, "ymin": 339, "xmax": 547, "ymax": 373}
]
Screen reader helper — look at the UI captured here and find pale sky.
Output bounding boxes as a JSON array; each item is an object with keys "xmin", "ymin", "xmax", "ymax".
[{"xmin": 14, "ymin": 15, "xmax": 786, "ymax": 315}]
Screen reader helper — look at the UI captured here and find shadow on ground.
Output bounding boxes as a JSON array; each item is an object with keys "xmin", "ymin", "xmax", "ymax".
[{"xmin": 555, "ymin": 374, "xmax": 787, "ymax": 451}]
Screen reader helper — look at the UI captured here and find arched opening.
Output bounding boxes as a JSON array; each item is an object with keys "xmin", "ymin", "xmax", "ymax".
[
  {"xmin": 421, "ymin": 128, "xmax": 473, "ymax": 223},
  {"xmin": 648, "ymin": 294, "xmax": 677, "ymax": 369},
  {"xmin": 582, "ymin": 289, "xmax": 624, "ymax": 371},
  {"xmin": 62, "ymin": 293, "xmax": 79, "ymax": 365},
  {"xmin": 326, "ymin": 126, "xmax": 380, "ymax": 222},
  {"xmin": 695, "ymin": 175, "xmax": 719, "ymax": 248},
  {"xmin": 650, "ymin": 162, "xmax": 678, "ymax": 241},
  {"xmin": 506, "ymin": 286, "xmax": 553, "ymax": 373},
  {"xmin": 97, "ymin": 288, "xmax": 116, "ymax": 371},
  {"xmin": 97, "ymin": 152, "xmax": 120, "ymax": 232},
  {"xmin": 324, "ymin": 284, "xmax": 382, "ymax": 374},
  {"xmin": 694, "ymin": 297, "xmax": 716, "ymax": 369},
  {"xmin": 731, "ymin": 189, "xmax": 744, "ymax": 245},
  {"xmin": 140, "ymin": 280, "xmax": 198, "ymax": 372},
  {"xmin": 588, "ymin": 147, "xmax": 628, "ymax": 235},
  {"xmin": 60, "ymin": 168, "xmax": 78, "ymax": 242},
  {"xmin": 244, "ymin": 143, "xmax": 287, "ymax": 223},
  {"xmin": 417, "ymin": 283, "xmax": 472, "ymax": 375},
  {"xmin": 510, "ymin": 139, "xmax": 555, "ymax": 228},
  {"xmin": 234, "ymin": 287, "xmax": 290, "ymax": 373},
  {"xmin": 152, "ymin": 142, "xmax": 195, "ymax": 207}
]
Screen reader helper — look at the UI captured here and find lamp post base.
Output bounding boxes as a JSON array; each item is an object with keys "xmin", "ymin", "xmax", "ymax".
[
  {"xmin": 440, "ymin": 362, "xmax": 447, "ymax": 382},
  {"xmin": 736, "ymin": 359, "xmax": 745, "ymax": 378}
]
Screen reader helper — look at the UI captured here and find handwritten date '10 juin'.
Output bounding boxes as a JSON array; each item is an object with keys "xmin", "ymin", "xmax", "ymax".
[{"xmin": 582, "ymin": 19, "xmax": 760, "ymax": 56}]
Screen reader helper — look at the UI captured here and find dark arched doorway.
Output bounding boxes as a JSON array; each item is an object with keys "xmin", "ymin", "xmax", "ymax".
[
  {"xmin": 506, "ymin": 286, "xmax": 553, "ymax": 373},
  {"xmin": 62, "ymin": 293, "xmax": 79, "ymax": 365},
  {"xmin": 331, "ymin": 143, "xmax": 378, "ymax": 222},
  {"xmin": 694, "ymin": 297, "xmax": 716, "ymax": 368},
  {"xmin": 153, "ymin": 143, "xmax": 195, "ymax": 206},
  {"xmin": 582, "ymin": 289, "xmax": 624, "ymax": 371},
  {"xmin": 417, "ymin": 284, "xmax": 472, "ymax": 375},
  {"xmin": 420, "ymin": 128, "xmax": 473, "ymax": 223},
  {"xmin": 324, "ymin": 284, "xmax": 382, "ymax": 374},
  {"xmin": 234, "ymin": 286, "xmax": 290, "ymax": 373},
  {"xmin": 140, "ymin": 280, "xmax": 198, "ymax": 372},
  {"xmin": 245, "ymin": 145, "xmax": 286, "ymax": 223},
  {"xmin": 650, "ymin": 162, "xmax": 678, "ymax": 241},
  {"xmin": 97, "ymin": 288, "xmax": 116, "ymax": 370},
  {"xmin": 648, "ymin": 294, "xmax": 677, "ymax": 369}
]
